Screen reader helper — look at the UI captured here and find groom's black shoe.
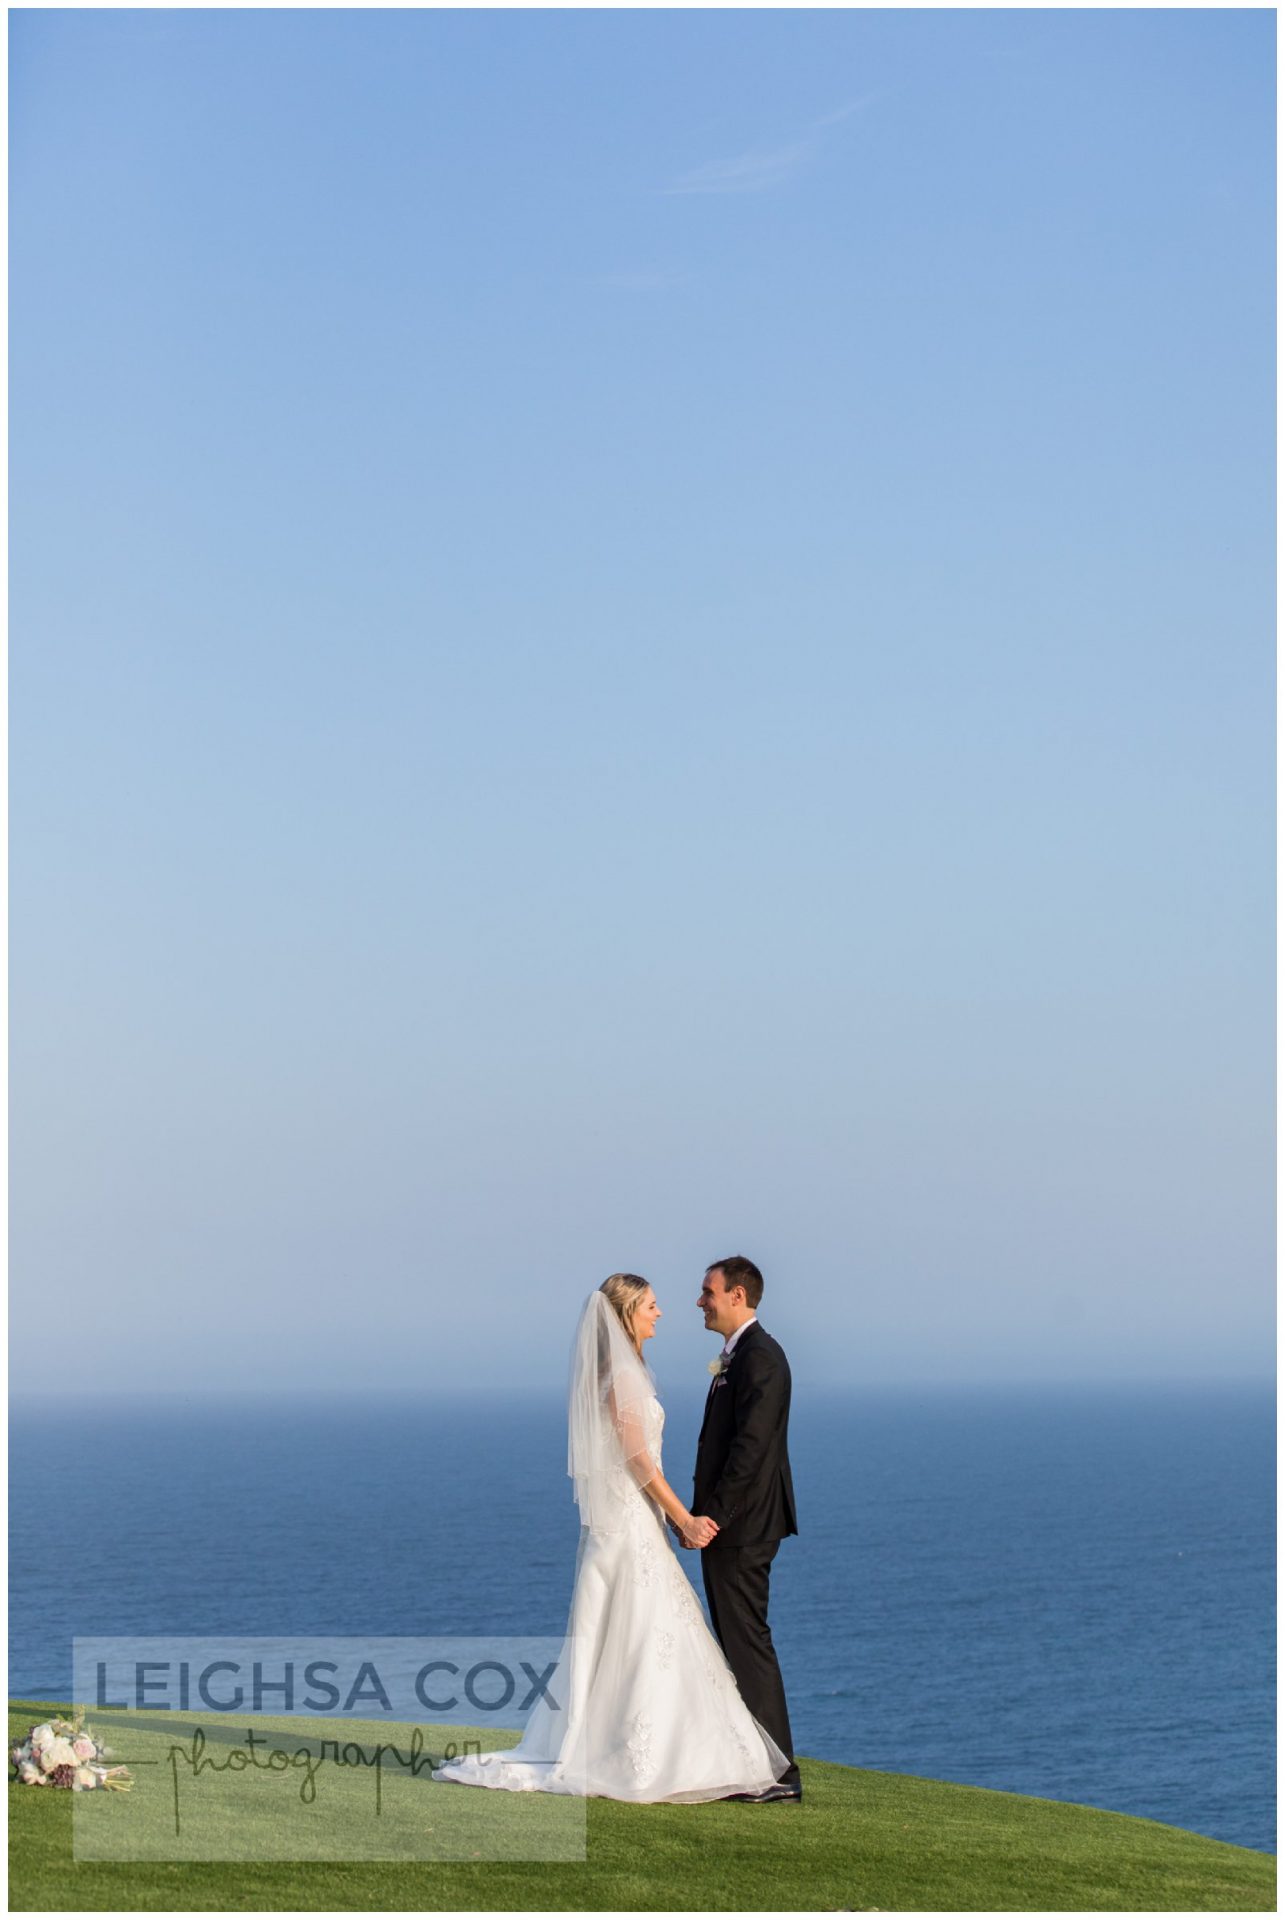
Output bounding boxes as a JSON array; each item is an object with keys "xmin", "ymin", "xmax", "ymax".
[{"xmin": 722, "ymin": 1780, "xmax": 803, "ymax": 1803}]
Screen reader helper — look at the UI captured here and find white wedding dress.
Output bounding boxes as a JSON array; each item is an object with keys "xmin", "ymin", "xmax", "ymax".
[{"xmin": 432, "ymin": 1386, "xmax": 789, "ymax": 1803}]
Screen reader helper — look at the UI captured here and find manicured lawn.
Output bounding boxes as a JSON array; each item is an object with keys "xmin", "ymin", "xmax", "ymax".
[{"xmin": 8, "ymin": 1698, "xmax": 1275, "ymax": 1911}]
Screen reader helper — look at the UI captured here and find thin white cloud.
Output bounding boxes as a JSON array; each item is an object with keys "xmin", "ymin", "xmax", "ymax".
[
  {"xmin": 663, "ymin": 139, "xmax": 813, "ymax": 198},
  {"xmin": 661, "ymin": 91, "xmax": 879, "ymax": 197}
]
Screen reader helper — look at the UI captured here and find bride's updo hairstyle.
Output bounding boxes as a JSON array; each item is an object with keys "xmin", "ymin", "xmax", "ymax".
[{"xmin": 599, "ymin": 1273, "xmax": 650, "ymax": 1359}]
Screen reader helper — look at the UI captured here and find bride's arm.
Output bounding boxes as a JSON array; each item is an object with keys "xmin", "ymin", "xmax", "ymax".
[
  {"xmin": 641, "ymin": 1463, "xmax": 714, "ymax": 1544},
  {"xmin": 611, "ymin": 1392, "xmax": 718, "ymax": 1545}
]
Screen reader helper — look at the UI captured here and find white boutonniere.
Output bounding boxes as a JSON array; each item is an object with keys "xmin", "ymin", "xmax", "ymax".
[{"xmin": 708, "ymin": 1355, "xmax": 729, "ymax": 1379}]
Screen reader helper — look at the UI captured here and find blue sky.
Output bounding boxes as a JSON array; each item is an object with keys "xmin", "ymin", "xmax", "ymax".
[{"xmin": 10, "ymin": 8, "xmax": 1275, "ymax": 1395}]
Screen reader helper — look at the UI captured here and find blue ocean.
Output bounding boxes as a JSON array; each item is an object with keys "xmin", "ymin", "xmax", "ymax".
[{"xmin": 8, "ymin": 1379, "xmax": 1274, "ymax": 1854}]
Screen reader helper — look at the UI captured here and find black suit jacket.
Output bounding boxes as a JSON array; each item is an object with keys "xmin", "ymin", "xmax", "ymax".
[{"xmin": 693, "ymin": 1321, "xmax": 798, "ymax": 1547}]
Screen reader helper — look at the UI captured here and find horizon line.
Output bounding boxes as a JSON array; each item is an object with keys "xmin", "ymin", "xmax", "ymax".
[{"xmin": 9, "ymin": 1373, "xmax": 1274, "ymax": 1403}]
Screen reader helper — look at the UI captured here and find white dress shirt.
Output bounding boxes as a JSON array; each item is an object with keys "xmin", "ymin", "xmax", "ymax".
[{"xmin": 722, "ymin": 1314, "xmax": 759, "ymax": 1357}]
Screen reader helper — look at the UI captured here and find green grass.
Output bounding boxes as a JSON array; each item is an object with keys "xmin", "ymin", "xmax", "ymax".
[{"xmin": 8, "ymin": 1699, "xmax": 1274, "ymax": 1912}]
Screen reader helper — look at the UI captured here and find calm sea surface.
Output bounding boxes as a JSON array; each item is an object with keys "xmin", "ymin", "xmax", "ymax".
[{"xmin": 9, "ymin": 1380, "xmax": 1274, "ymax": 1854}]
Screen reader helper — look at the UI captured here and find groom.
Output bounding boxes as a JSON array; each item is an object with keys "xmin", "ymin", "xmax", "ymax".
[{"xmin": 684, "ymin": 1255, "xmax": 801, "ymax": 1803}]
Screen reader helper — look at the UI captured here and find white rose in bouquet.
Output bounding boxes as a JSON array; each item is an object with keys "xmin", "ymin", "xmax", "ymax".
[
  {"xmin": 74, "ymin": 1767, "xmax": 98, "ymax": 1791},
  {"xmin": 18, "ymin": 1761, "xmax": 43, "ymax": 1785},
  {"xmin": 29, "ymin": 1724, "xmax": 54, "ymax": 1750},
  {"xmin": 39, "ymin": 1738, "xmax": 78, "ymax": 1773}
]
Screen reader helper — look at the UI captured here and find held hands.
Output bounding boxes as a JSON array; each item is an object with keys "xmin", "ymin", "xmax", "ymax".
[{"xmin": 679, "ymin": 1513, "xmax": 719, "ymax": 1550}]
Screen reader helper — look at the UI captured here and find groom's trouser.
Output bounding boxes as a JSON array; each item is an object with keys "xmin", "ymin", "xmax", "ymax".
[{"xmin": 701, "ymin": 1540, "xmax": 799, "ymax": 1788}]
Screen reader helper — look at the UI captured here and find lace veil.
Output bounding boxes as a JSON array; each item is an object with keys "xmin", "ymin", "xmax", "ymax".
[{"xmin": 567, "ymin": 1289, "xmax": 659, "ymax": 1530}]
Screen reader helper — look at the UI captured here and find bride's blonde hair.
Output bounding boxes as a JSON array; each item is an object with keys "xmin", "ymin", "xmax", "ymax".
[{"xmin": 599, "ymin": 1273, "xmax": 650, "ymax": 1359}]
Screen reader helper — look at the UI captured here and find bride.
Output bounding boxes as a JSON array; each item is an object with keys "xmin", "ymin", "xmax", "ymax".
[{"xmin": 431, "ymin": 1274, "xmax": 790, "ymax": 1803}]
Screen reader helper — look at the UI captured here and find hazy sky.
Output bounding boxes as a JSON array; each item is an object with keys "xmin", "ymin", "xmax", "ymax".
[{"xmin": 10, "ymin": 9, "xmax": 1274, "ymax": 1396}]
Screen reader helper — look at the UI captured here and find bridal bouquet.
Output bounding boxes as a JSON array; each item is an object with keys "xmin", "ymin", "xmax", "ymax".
[{"xmin": 11, "ymin": 1710, "xmax": 133, "ymax": 1791}]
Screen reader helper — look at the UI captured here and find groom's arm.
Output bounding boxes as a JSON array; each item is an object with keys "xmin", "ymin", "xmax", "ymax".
[{"xmin": 705, "ymin": 1346, "xmax": 785, "ymax": 1529}]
